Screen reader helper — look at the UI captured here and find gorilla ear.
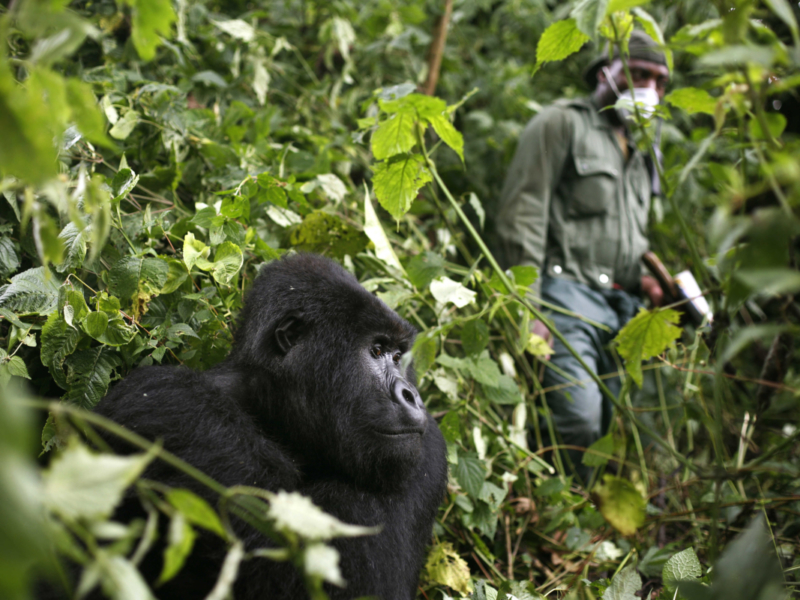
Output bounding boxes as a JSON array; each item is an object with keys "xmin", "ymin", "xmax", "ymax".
[{"xmin": 275, "ymin": 313, "xmax": 304, "ymax": 355}]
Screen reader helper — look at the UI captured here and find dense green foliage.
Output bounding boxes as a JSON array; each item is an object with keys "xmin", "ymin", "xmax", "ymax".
[{"xmin": 1, "ymin": 0, "xmax": 799, "ymax": 598}]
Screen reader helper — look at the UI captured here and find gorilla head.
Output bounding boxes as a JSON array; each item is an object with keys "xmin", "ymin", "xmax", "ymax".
[{"xmin": 231, "ymin": 254, "xmax": 428, "ymax": 489}]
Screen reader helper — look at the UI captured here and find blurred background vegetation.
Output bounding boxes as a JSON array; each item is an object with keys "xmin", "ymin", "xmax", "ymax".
[{"xmin": 1, "ymin": 0, "xmax": 799, "ymax": 598}]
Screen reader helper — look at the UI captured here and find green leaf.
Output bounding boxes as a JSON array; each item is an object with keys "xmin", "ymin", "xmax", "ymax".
[
  {"xmin": 764, "ymin": 0, "xmax": 799, "ymax": 43},
  {"xmin": 750, "ymin": 112, "xmax": 787, "ymax": 140},
  {"xmin": 582, "ymin": 433, "xmax": 615, "ymax": 467},
  {"xmin": 606, "ymin": 0, "xmax": 649, "ymax": 11},
  {"xmin": 662, "ymin": 547, "xmax": 702, "ymax": 591},
  {"xmin": 454, "ymin": 452, "xmax": 486, "ymax": 497},
  {"xmin": 482, "ymin": 374, "xmax": 523, "ymax": 405},
  {"xmin": 461, "ymin": 319, "xmax": 489, "ymax": 356},
  {"xmin": 363, "ymin": 185, "xmax": 405, "ymax": 272},
  {"xmin": 571, "ymin": 0, "xmax": 611, "ymax": 39},
  {"xmin": 159, "ymin": 513, "xmax": 196, "ymax": 584},
  {"xmin": 601, "ymin": 564, "xmax": 642, "ymax": 600},
  {"xmin": 42, "ymin": 443, "xmax": 152, "ymax": 521},
  {"xmin": 371, "ymin": 109, "xmax": 417, "ymax": 160},
  {"xmin": 65, "ymin": 346, "xmax": 120, "ymax": 409},
  {"xmin": 83, "ymin": 311, "xmax": 109, "ymax": 338},
  {"xmin": 41, "ymin": 311, "xmax": 82, "ymax": 388},
  {"xmin": 592, "ymin": 474, "xmax": 646, "ymax": 536},
  {"xmin": 56, "ymin": 222, "xmax": 87, "ymax": 273},
  {"xmin": 166, "ymin": 489, "xmax": 226, "ymax": 538},
  {"xmin": 5, "ymin": 356, "xmax": 30, "ymax": 380},
  {"xmin": 0, "ymin": 236, "xmax": 20, "ymax": 277},
  {"xmin": 210, "ymin": 242, "xmax": 243, "ymax": 285},
  {"xmin": 430, "ymin": 276, "xmax": 476, "ymax": 308},
  {"xmin": 123, "ymin": 0, "xmax": 176, "ymax": 61},
  {"xmin": 466, "ymin": 352, "xmax": 502, "ymax": 387},
  {"xmin": 108, "ymin": 256, "xmax": 170, "ymax": 315},
  {"xmin": 268, "ymin": 490, "xmax": 379, "ymax": 540},
  {"xmin": 425, "ymin": 542, "xmax": 472, "ymax": 595},
  {"xmin": 182, "ymin": 232, "xmax": 211, "ymax": 271},
  {"xmin": 109, "ymin": 110, "xmax": 139, "ymax": 140},
  {"xmin": 111, "ymin": 168, "xmax": 140, "ymax": 203},
  {"xmin": 615, "ymin": 307, "xmax": 681, "ymax": 387},
  {"xmin": 65, "ymin": 79, "xmax": 113, "ymax": 148},
  {"xmin": 160, "ymin": 257, "xmax": 189, "ymax": 294},
  {"xmin": 665, "ymin": 87, "xmax": 718, "ymax": 115},
  {"xmin": 429, "ymin": 114, "xmax": 464, "ymax": 162},
  {"xmin": 534, "ymin": 19, "xmax": 590, "ymax": 73},
  {"xmin": 412, "ymin": 334, "xmax": 437, "ymax": 378},
  {"xmin": 406, "ymin": 252, "xmax": 445, "ymax": 289},
  {"xmin": 0, "ymin": 267, "xmax": 62, "ymax": 315},
  {"xmin": 734, "ymin": 268, "xmax": 800, "ymax": 296},
  {"xmin": 372, "ymin": 154, "xmax": 432, "ymax": 221}
]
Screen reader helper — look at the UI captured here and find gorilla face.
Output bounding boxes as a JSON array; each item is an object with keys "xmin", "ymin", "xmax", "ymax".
[{"xmin": 233, "ymin": 254, "xmax": 430, "ymax": 489}]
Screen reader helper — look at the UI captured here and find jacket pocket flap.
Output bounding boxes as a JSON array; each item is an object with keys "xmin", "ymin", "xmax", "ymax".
[{"xmin": 574, "ymin": 156, "xmax": 619, "ymax": 178}]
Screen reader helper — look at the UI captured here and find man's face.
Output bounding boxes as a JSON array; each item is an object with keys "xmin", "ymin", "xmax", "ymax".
[{"xmin": 596, "ymin": 58, "xmax": 669, "ymax": 107}]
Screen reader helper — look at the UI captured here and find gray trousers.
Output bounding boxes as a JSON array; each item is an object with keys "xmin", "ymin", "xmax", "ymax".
[{"xmin": 537, "ymin": 277, "xmax": 638, "ymax": 484}]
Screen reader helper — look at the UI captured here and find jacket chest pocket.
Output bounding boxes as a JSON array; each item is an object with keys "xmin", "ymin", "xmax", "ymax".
[{"xmin": 568, "ymin": 156, "xmax": 619, "ymax": 218}]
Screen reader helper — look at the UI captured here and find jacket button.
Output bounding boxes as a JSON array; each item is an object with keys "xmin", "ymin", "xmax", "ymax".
[
  {"xmin": 599, "ymin": 273, "xmax": 609, "ymax": 284},
  {"xmin": 553, "ymin": 265, "xmax": 562, "ymax": 274}
]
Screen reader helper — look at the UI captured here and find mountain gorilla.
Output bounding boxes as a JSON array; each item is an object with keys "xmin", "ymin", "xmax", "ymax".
[{"xmin": 91, "ymin": 253, "xmax": 448, "ymax": 600}]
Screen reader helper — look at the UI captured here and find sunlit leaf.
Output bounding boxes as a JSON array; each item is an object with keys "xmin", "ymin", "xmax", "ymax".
[
  {"xmin": 371, "ymin": 109, "xmax": 417, "ymax": 160},
  {"xmin": 372, "ymin": 154, "xmax": 432, "ymax": 221},
  {"xmin": 665, "ymin": 87, "xmax": 718, "ymax": 115},
  {"xmin": 430, "ymin": 276, "xmax": 476, "ymax": 308},
  {"xmin": 123, "ymin": 0, "xmax": 176, "ymax": 61},
  {"xmin": 571, "ymin": 0, "xmax": 611, "ymax": 39},
  {"xmin": 592, "ymin": 475, "xmax": 646, "ymax": 536},
  {"xmin": 363, "ymin": 185, "xmax": 404, "ymax": 272},
  {"xmin": 615, "ymin": 307, "xmax": 681, "ymax": 387},
  {"xmin": 268, "ymin": 490, "xmax": 379, "ymax": 540},
  {"xmin": 534, "ymin": 19, "xmax": 590, "ymax": 74},
  {"xmin": 159, "ymin": 513, "xmax": 196, "ymax": 584},
  {"xmin": 425, "ymin": 542, "xmax": 472, "ymax": 595},
  {"xmin": 166, "ymin": 489, "xmax": 226, "ymax": 538}
]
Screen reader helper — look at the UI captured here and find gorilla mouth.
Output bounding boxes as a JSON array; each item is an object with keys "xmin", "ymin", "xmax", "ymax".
[{"xmin": 376, "ymin": 428, "xmax": 425, "ymax": 437}]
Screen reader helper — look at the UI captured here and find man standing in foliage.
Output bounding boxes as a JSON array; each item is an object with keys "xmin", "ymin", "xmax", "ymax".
[{"xmin": 496, "ymin": 31, "xmax": 668, "ymax": 484}]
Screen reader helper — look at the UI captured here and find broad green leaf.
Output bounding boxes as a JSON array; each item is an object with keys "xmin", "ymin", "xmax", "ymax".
[
  {"xmin": 510, "ymin": 265, "xmax": 538, "ymax": 287},
  {"xmin": 425, "ymin": 542, "xmax": 472, "ymax": 595},
  {"xmin": 5, "ymin": 356, "xmax": 30, "ymax": 379},
  {"xmin": 56, "ymin": 222, "xmax": 87, "ymax": 272},
  {"xmin": 601, "ymin": 564, "xmax": 642, "ymax": 600},
  {"xmin": 429, "ymin": 114, "xmax": 464, "ymax": 162},
  {"xmin": 466, "ymin": 353, "xmax": 502, "ymax": 387},
  {"xmin": 0, "ymin": 236, "xmax": 20, "ymax": 277},
  {"xmin": 372, "ymin": 154, "xmax": 432, "ymax": 221},
  {"xmin": 268, "ymin": 490, "xmax": 379, "ymax": 540},
  {"xmin": 735, "ymin": 268, "xmax": 800, "ymax": 296},
  {"xmin": 65, "ymin": 79, "xmax": 113, "ymax": 147},
  {"xmin": 166, "ymin": 323, "xmax": 199, "ymax": 340},
  {"xmin": 526, "ymin": 334, "xmax": 551, "ymax": 357},
  {"xmin": 363, "ymin": 185, "xmax": 404, "ymax": 272},
  {"xmin": 109, "ymin": 256, "xmax": 170, "ymax": 315},
  {"xmin": 571, "ymin": 0, "xmax": 611, "ymax": 39},
  {"xmin": 111, "ymin": 168, "xmax": 140, "ymax": 203},
  {"xmin": 159, "ymin": 513, "xmax": 196, "ymax": 584},
  {"xmin": 183, "ymin": 232, "xmax": 211, "ymax": 271},
  {"xmin": 166, "ymin": 489, "xmax": 226, "ymax": 538},
  {"xmin": 482, "ymin": 374, "xmax": 523, "ymax": 405},
  {"xmin": 412, "ymin": 334, "xmax": 437, "ymax": 377},
  {"xmin": 42, "ymin": 443, "xmax": 152, "ymax": 520},
  {"xmin": 371, "ymin": 109, "xmax": 417, "ymax": 160},
  {"xmin": 406, "ymin": 252, "xmax": 445, "ymax": 289},
  {"xmin": 479, "ymin": 481, "xmax": 507, "ymax": 511},
  {"xmin": 109, "ymin": 110, "xmax": 140, "ymax": 140},
  {"xmin": 430, "ymin": 276, "xmax": 476, "ymax": 308},
  {"xmin": 304, "ymin": 543, "xmax": 344, "ymax": 586},
  {"xmin": 534, "ymin": 19, "xmax": 590, "ymax": 73},
  {"xmin": 65, "ymin": 346, "xmax": 120, "ymax": 409},
  {"xmin": 0, "ymin": 267, "xmax": 62, "ymax": 314},
  {"xmin": 750, "ymin": 112, "xmax": 787, "ymax": 140},
  {"xmin": 662, "ymin": 547, "xmax": 702, "ymax": 591},
  {"xmin": 582, "ymin": 433, "xmax": 616, "ymax": 467},
  {"xmin": 461, "ymin": 319, "xmax": 489, "ymax": 356},
  {"xmin": 123, "ymin": 0, "xmax": 176, "ymax": 61},
  {"xmin": 615, "ymin": 307, "xmax": 681, "ymax": 387},
  {"xmin": 592, "ymin": 474, "xmax": 646, "ymax": 536},
  {"xmin": 210, "ymin": 242, "xmax": 243, "ymax": 285},
  {"xmin": 161, "ymin": 258, "xmax": 189, "ymax": 294},
  {"xmin": 34, "ymin": 210, "xmax": 64, "ymax": 266},
  {"xmin": 85, "ymin": 175, "xmax": 112, "ymax": 264},
  {"xmin": 83, "ymin": 311, "xmax": 109, "ymax": 339},
  {"xmin": 606, "ymin": 0, "xmax": 649, "ymax": 11},
  {"xmin": 454, "ymin": 452, "xmax": 486, "ymax": 497},
  {"xmin": 41, "ymin": 311, "xmax": 81, "ymax": 388},
  {"xmin": 665, "ymin": 87, "xmax": 718, "ymax": 115}
]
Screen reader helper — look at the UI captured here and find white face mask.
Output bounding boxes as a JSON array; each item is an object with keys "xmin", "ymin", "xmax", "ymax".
[{"xmin": 603, "ymin": 67, "xmax": 660, "ymax": 120}]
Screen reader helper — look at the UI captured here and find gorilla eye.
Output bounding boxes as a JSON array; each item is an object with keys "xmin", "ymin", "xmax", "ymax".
[
  {"xmin": 372, "ymin": 345, "xmax": 383, "ymax": 358},
  {"xmin": 393, "ymin": 352, "xmax": 401, "ymax": 364}
]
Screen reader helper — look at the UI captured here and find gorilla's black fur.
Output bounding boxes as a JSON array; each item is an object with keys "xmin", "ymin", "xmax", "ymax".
[{"xmin": 92, "ymin": 254, "xmax": 448, "ymax": 600}]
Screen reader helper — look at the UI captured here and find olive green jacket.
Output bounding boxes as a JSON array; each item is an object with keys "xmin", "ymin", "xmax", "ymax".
[{"xmin": 496, "ymin": 97, "xmax": 651, "ymax": 299}]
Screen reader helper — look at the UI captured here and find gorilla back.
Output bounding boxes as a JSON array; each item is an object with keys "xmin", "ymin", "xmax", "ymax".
[{"xmin": 92, "ymin": 254, "xmax": 448, "ymax": 600}]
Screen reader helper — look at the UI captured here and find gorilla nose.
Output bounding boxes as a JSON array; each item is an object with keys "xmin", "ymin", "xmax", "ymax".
[{"xmin": 393, "ymin": 380, "xmax": 422, "ymax": 409}]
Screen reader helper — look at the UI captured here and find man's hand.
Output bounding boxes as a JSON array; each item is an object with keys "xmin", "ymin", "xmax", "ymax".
[
  {"xmin": 641, "ymin": 274, "xmax": 664, "ymax": 307},
  {"xmin": 530, "ymin": 319, "xmax": 554, "ymax": 361}
]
